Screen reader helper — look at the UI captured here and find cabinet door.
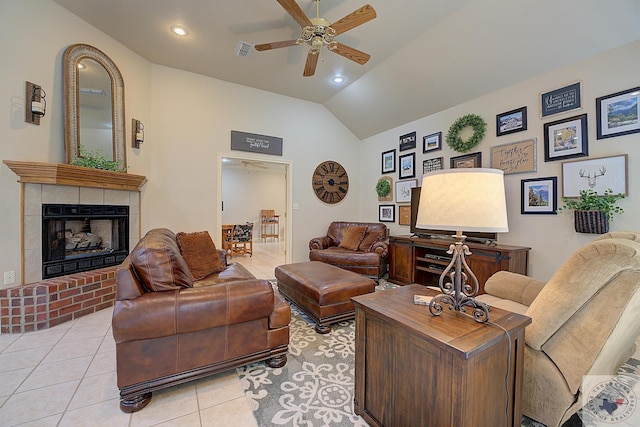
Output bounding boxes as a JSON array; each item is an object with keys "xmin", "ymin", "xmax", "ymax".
[
  {"xmin": 389, "ymin": 240, "xmax": 413, "ymax": 284},
  {"xmin": 466, "ymin": 250, "xmax": 505, "ymax": 294}
]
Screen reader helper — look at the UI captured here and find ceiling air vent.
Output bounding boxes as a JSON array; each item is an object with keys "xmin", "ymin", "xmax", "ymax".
[{"xmin": 236, "ymin": 41, "xmax": 254, "ymax": 58}]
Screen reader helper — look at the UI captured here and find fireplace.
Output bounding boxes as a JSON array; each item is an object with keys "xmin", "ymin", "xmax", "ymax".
[{"xmin": 42, "ymin": 204, "xmax": 129, "ymax": 279}]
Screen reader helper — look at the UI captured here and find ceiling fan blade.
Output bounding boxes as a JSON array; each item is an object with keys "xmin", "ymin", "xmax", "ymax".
[
  {"xmin": 277, "ymin": 0, "xmax": 312, "ymax": 28},
  {"xmin": 331, "ymin": 42, "xmax": 371, "ymax": 65},
  {"xmin": 303, "ymin": 50, "xmax": 319, "ymax": 77},
  {"xmin": 330, "ymin": 4, "xmax": 377, "ymax": 35},
  {"xmin": 255, "ymin": 40, "xmax": 299, "ymax": 51}
]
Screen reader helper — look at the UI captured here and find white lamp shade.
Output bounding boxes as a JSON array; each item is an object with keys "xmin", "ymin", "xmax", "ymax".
[{"xmin": 416, "ymin": 168, "xmax": 509, "ymax": 233}]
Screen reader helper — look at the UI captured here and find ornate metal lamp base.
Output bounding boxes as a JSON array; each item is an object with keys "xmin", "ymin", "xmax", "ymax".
[{"xmin": 428, "ymin": 233, "xmax": 490, "ymax": 323}]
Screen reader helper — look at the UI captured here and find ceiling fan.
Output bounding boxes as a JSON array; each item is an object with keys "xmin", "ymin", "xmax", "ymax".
[
  {"xmin": 241, "ymin": 160, "xmax": 268, "ymax": 169},
  {"xmin": 255, "ymin": 0, "xmax": 377, "ymax": 77}
]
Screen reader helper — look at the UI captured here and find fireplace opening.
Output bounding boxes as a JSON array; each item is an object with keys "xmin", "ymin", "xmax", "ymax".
[{"xmin": 42, "ymin": 204, "xmax": 129, "ymax": 279}]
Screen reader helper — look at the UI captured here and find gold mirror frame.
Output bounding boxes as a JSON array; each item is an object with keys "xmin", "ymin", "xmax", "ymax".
[{"xmin": 63, "ymin": 44, "xmax": 126, "ymax": 169}]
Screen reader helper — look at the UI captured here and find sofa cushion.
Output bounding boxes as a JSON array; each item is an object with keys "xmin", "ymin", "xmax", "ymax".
[
  {"xmin": 130, "ymin": 229, "xmax": 193, "ymax": 292},
  {"xmin": 176, "ymin": 231, "xmax": 226, "ymax": 280},
  {"xmin": 339, "ymin": 226, "xmax": 367, "ymax": 250},
  {"xmin": 194, "ymin": 262, "xmax": 256, "ymax": 287}
]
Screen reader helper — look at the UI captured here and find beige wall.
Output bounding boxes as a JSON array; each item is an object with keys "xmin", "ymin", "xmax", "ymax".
[
  {"xmin": 0, "ymin": 0, "xmax": 361, "ymax": 285},
  {"xmin": 0, "ymin": 0, "xmax": 152, "ymax": 286},
  {"xmin": 360, "ymin": 40, "xmax": 640, "ymax": 280},
  {"xmin": 1, "ymin": 0, "xmax": 638, "ymax": 286},
  {"xmin": 145, "ymin": 64, "xmax": 362, "ymax": 263}
]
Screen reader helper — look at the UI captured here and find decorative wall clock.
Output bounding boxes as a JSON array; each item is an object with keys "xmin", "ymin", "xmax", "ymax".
[{"xmin": 312, "ymin": 160, "xmax": 349, "ymax": 204}]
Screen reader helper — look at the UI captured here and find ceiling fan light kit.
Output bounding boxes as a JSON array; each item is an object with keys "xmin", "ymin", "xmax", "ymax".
[{"xmin": 255, "ymin": 0, "xmax": 376, "ymax": 77}]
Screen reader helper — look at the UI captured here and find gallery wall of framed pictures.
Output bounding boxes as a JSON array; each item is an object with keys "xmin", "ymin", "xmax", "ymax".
[{"xmin": 375, "ymin": 76, "xmax": 638, "ymax": 226}]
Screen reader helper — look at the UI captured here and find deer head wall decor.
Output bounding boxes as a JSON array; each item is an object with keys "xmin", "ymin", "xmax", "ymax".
[{"xmin": 579, "ymin": 166, "xmax": 606, "ymax": 188}]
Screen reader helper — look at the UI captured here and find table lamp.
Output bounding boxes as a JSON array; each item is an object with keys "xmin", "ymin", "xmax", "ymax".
[{"xmin": 416, "ymin": 168, "xmax": 509, "ymax": 322}]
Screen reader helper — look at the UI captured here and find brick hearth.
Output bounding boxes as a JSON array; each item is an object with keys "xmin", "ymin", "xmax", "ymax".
[
  {"xmin": 0, "ymin": 266, "xmax": 117, "ymax": 334},
  {"xmin": 1, "ymin": 161, "xmax": 147, "ymax": 334}
]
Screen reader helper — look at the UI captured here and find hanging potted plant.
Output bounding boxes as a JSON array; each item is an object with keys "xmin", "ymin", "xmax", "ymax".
[{"xmin": 558, "ymin": 188, "xmax": 625, "ymax": 234}]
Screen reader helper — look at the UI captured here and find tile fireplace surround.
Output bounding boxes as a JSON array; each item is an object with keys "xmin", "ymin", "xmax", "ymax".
[{"xmin": 1, "ymin": 161, "xmax": 146, "ymax": 333}]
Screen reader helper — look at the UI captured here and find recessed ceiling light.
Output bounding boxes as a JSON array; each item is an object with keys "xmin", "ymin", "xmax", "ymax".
[
  {"xmin": 170, "ymin": 25, "xmax": 189, "ymax": 36},
  {"xmin": 332, "ymin": 76, "xmax": 345, "ymax": 84}
]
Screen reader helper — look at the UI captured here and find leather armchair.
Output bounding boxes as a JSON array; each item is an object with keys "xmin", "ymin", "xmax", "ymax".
[
  {"xmin": 476, "ymin": 232, "xmax": 640, "ymax": 427},
  {"xmin": 112, "ymin": 228, "xmax": 290, "ymax": 412},
  {"xmin": 309, "ymin": 221, "xmax": 389, "ymax": 278}
]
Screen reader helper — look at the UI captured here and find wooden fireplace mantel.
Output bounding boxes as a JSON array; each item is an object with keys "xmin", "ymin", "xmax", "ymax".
[{"xmin": 3, "ymin": 160, "xmax": 147, "ymax": 192}]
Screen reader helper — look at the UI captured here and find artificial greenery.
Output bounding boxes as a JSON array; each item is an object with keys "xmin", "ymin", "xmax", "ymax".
[
  {"xmin": 70, "ymin": 145, "xmax": 125, "ymax": 172},
  {"xmin": 446, "ymin": 114, "xmax": 486, "ymax": 153},
  {"xmin": 376, "ymin": 178, "xmax": 391, "ymax": 198},
  {"xmin": 558, "ymin": 188, "xmax": 625, "ymax": 221}
]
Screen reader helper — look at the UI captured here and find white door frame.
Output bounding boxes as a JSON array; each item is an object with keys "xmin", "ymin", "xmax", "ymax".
[{"xmin": 217, "ymin": 152, "xmax": 292, "ymax": 265}]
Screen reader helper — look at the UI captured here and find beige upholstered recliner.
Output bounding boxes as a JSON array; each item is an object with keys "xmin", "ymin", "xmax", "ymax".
[{"xmin": 476, "ymin": 232, "xmax": 640, "ymax": 427}]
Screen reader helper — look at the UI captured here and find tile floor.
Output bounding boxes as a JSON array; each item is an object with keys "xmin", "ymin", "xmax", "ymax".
[{"xmin": 0, "ymin": 240, "xmax": 285, "ymax": 427}]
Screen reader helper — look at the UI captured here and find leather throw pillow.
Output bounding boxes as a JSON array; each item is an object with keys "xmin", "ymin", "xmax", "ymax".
[
  {"xmin": 339, "ymin": 226, "xmax": 367, "ymax": 250},
  {"xmin": 359, "ymin": 228, "xmax": 381, "ymax": 252},
  {"xmin": 176, "ymin": 231, "xmax": 226, "ymax": 281},
  {"xmin": 131, "ymin": 230, "xmax": 193, "ymax": 291}
]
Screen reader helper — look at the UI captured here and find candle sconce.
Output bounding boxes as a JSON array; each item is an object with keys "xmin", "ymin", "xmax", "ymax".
[
  {"xmin": 132, "ymin": 118, "xmax": 144, "ymax": 148},
  {"xmin": 25, "ymin": 81, "xmax": 46, "ymax": 125}
]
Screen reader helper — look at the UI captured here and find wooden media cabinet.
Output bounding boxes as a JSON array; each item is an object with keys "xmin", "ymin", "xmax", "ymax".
[{"xmin": 388, "ymin": 235, "xmax": 530, "ymax": 294}]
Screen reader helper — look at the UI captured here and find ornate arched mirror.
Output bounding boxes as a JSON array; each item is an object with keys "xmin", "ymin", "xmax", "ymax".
[{"xmin": 63, "ymin": 44, "xmax": 126, "ymax": 170}]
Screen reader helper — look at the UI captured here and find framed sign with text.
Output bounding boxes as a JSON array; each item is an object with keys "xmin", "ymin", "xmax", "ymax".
[
  {"xmin": 540, "ymin": 81, "xmax": 581, "ymax": 118},
  {"xmin": 231, "ymin": 130, "xmax": 283, "ymax": 156}
]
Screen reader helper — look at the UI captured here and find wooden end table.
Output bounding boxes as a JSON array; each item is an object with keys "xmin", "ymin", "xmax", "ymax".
[{"xmin": 352, "ymin": 284, "xmax": 531, "ymax": 427}]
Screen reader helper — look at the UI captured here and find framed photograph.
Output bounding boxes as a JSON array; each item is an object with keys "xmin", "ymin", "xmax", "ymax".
[
  {"xmin": 496, "ymin": 106, "xmax": 527, "ymax": 136},
  {"xmin": 450, "ymin": 152, "xmax": 482, "ymax": 168},
  {"xmin": 381, "ymin": 149, "xmax": 396, "ymax": 174},
  {"xmin": 399, "ymin": 152, "xmax": 416, "ymax": 179},
  {"xmin": 521, "ymin": 177, "xmax": 557, "ymax": 214},
  {"xmin": 490, "ymin": 138, "xmax": 537, "ymax": 175},
  {"xmin": 395, "ymin": 179, "xmax": 418, "ymax": 203},
  {"xmin": 399, "ymin": 132, "xmax": 416, "ymax": 151},
  {"xmin": 543, "ymin": 114, "xmax": 588, "ymax": 162},
  {"xmin": 379, "ymin": 204, "xmax": 395, "ymax": 222},
  {"xmin": 540, "ymin": 81, "xmax": 581, "ymax": 118},
  {"xmin": 422, "ymin": 132, "xmax": 442, "ymax": 153},
  {"xmin": 596, "ymin": 86, "xmax": 640, "ymax": 139},
  {"xmin": 398, "ymin": 205, "xmax": 411, "ymax": 226},
  {"xmin": 561, "ymin": 154, "xmax": 628, "ymax": 197},
  {"xmin": 423, "ymin": 157, "xmax": 444, "ymax": 174}
]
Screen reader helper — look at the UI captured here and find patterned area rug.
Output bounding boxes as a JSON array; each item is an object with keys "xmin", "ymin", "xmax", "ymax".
[
  {"xmin": 239, "ymin": 281, "xmax": 640, "ymax": 427},
  {"xmin": 238, "ymin": 305, "xmax": 364, "ymax": 426}
]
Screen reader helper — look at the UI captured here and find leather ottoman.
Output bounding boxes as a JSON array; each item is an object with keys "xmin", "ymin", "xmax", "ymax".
[{"xmin": 275, "ymin": 261, "xmax": 376, "ymax": 333}]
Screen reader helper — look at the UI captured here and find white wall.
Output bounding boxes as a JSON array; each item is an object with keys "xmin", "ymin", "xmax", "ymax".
[
  {"xmin": 359, "ymin": 40, "xmax": 640, "ymax": 281},
  {"xmin": 146, "ymin": 64, "xmax": 362, "ymax": 263},
  {"xmin": 221, "ymin": 165, "xmax": 286, "ymax": 240},
  {"xmin": 1, "ymin": 1, "xmax": 363, "ymax": 285},
  {"xmin": 2, "ymin": 0, "xmax": 638, "ymax": 286},
  {"xmin": 0, "ymin": 0, "xmax": 152, "ymax": 286}
]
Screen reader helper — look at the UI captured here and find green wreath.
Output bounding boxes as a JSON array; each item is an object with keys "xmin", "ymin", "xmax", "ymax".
[{"xmin": 446, "ymin": 114, "xmax": 486, "ymax": 153}]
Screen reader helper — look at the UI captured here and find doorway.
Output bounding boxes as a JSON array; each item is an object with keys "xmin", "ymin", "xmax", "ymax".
[{"xmin": 217, "ymin": 153, "xmax": 292, "ymax": 271}]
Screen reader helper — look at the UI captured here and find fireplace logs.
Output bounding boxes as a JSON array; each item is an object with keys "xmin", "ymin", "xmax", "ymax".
[{"xmin": 42, "ymin": 204, "xmax": 129, "ymax": 279}]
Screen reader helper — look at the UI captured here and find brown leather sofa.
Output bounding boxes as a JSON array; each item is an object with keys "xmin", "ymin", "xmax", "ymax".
[
  {"xmin": 112, "ymin": 228, "xmax": 290, "ymax": 413},
  {"xmin": 309, "ymin": 221, "xmax": 389, "ymax": 278}
]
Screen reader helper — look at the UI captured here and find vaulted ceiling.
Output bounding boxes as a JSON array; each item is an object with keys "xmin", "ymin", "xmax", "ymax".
[{"xmin": 52, "ymin": 0, "xmax": 640, "ymax": 139}]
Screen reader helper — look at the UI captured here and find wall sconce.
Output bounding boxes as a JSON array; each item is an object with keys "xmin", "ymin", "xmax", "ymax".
[
  {"xmin": 132, "ymin": 118, "xmax": 144, "ymax": 148},
  {"xmin": 25, "ymin": 81, "xmax": 46, "ymax": 125}
]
